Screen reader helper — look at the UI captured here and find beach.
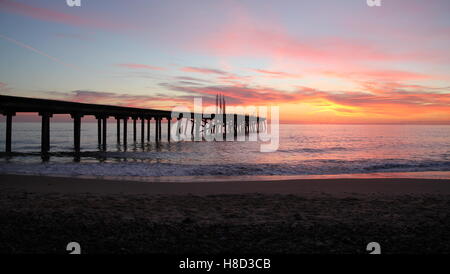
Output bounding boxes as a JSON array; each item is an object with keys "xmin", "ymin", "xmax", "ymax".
[{"xmin": 1, "ymin": 174, "xmax": 450, "ymax": 254}]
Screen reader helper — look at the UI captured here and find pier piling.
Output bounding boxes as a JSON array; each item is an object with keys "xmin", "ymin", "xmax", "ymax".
[
  {"xmin": 147, "ymin": 118, "xmax": 150, "ymax": 142},
  {"xmin": 167, "ymin": 117, "xmax": 171, "ymax": 142},
  {"xmin": 71, "ymin": 114, "xmax": 82, "ymax": 153},
  {"xmin": 97, "ymin": 118, "xmax": 102, "ymax": 146},
  {"xmin": 155, "ymin": 117, "xmax": 159, "ymax": 142},
  {"xmin": 0, "ymin": 95, "xmax": 265, "ymax": 155},
  {"xmin": 123, "ymin": 118, "xmax": 128, "ymax": 148},
  {"xmin": 40, "ymin": 112, "xmax": 52, "ymax": 154},
  {"xmin": 116, "ymin": 118, "xmax": 121, "ymax": 144},
  {"xmin": 133, "ymin": 117, "xmax": 137, "ymax": 142},
  {"xmin": 102, "ymin": 117, "xmax": 107, "ymax": 151},
  {"xmin": 158, "ymin": 117, "xmax": 162, "ymax": 141},
  {"xmin": 5, "ymin": 112, "xmax": 15, "ymax": 153},
  {"xmin": 141, "ymin": 118, "xmax": 145, "ymax": 144}
]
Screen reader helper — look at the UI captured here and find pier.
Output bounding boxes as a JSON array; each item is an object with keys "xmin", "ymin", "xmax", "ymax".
[{"xmin": 0, "ymin": 95, "xmax": 266, "ymax": 158}]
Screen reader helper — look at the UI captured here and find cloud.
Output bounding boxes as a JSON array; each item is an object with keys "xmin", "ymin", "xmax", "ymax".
[
  {"xmin": 55, "ymin": 33, "xmax": 93, "ymax": 42},
  {"xmin": 45, "ymin": 90, "xmax": 189, "ymax": 109},
  {"xmin": 0, "ymin": 34, "xmax": 80, "ymax": 70},
  {"xmin": 0, "ymin": 81, "xmax": 11, "ymax": 93},
  {"xmin": 186, "ymin": 11, "xmax": 447, "ymax": 68},
  {"xmin": 253, "ymin": 69, "xmax": 301, "ymax": 79},
  {"xmin": 115, "ymin": 63, "xmax": 165, "ymax": 71},
  {"xmin": 160, "ymin": 79, "xmax": 450, "ymax": 121},
  {"xmin": 181, "ymin": 66, "xmax": 227, "ymax": 75},
  {"xmin": 323, "ymin": 69, "xmax": 431, "ymax": 82},
  {"xmin": 175, "ymin": 76, "xmax": 212, "ymax": 83},
  {"xmin": 0, "ymin": 0, "xmax": 130, "ymax": 30}
]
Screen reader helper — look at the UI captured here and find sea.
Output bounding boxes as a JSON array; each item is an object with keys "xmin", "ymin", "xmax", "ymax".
[{"xmin": 1, "ymin": 122, "xmax": 450, "ymax": 180}]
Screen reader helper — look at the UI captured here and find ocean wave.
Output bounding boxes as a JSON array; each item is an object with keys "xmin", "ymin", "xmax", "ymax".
[
  {"xmin": 276, "ymin": 147, "xmax": 348, "ymax": 153},
  {"xmin": 1, "ymin": 159, "xmax": 450, "ymax": 177}
]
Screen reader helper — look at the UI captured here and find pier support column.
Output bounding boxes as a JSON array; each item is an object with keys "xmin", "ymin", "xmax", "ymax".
[
  {"xmin": 257, "ymin": 117, "xmax": 260, "ymax": 134},
  {"xmin": 167, "ymin": 117, "xmax": 171, "ymax": 142},
  {"xmin": 97, "ymin": 118, "xmax": 102, "ymax": 146},
  {"xmin": 147, "ymin": 118, "xmax": 151, "ymax": 142},
  {"xmin": 123, "ymin": 118, "xmax": 128, "ymax": 149},
  {"xmin": 222, "ymin": 115, "xmax": 227, "ymax": 141},
  {"xmin": 71, "ymin": 114, "xmax": 83, "ymax": 153},
  {"xmin": 116, "ymin": 118, "xmax": 121, "ymax": 144},
  {"xmin": 133, "ymin": 118, "xmax": 137, "ymax": 142},
  {"xmin": 102, "ymin": 117, "xmax": 107, "ymax": 151},
  {"xmin": 141, "ymin": 118, "xmax": 145, "ymax": 144},
  {"xmin": 40, "ymin": 112, "xmax": 52, "ymax": 154},
  {"xmin": 155, "ymin": 117, "xmax": 159, "ymax": 143},
  {"xmin": 233, "ymin": 114, "xmax": 238, "ymax": 141},
  {"xmin": 5, "ymin": 112, "xmax": 15, "ymax": 153},
  {"xmin": 159, "ymin": 118, "xmax": 162, "ymax": 141},
  {"xmin": 190, "ymin": 117, "xmax": 194, "ymax": 140},
  {"xmin": 245, "ymin": 115, "xmax": 249, "ymax": 139}
]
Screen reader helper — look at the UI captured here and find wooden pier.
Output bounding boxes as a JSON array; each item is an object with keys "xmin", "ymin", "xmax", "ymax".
[{"xmin": 0, "ymin": 95, "xmax": 265, "ymax": 158}]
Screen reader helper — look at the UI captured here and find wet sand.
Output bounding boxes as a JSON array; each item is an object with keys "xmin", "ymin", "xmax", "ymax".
[{"xmin": 1, "ymin": 174, "xmax": 450, "ymax": 254}]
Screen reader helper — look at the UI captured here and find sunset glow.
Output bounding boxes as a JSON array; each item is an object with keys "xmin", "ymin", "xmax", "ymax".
[{"xmin": 0, "ymin": 0, "xmax": 449, "ymax": 123}]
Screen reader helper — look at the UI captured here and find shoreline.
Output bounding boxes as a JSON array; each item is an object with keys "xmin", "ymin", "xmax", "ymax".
[
  {"xmin": 1, "ymin": 169, "xmax": 450, "ymax": 183},
  {"xmin": 1, "ymin": 174, "xmax": 450, "ymax": 254},
  {"xmin": 2, "ymin": 174, "xmax": 450, "ymax": 196}
]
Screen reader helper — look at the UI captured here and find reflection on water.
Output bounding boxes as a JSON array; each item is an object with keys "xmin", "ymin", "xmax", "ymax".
[{"xmin": 0, "ymin": 123, "xmax": 449, "ymax": 177}]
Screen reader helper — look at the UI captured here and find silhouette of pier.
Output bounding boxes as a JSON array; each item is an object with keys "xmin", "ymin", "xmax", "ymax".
[{"xmin": 0, "ymin": 95, "xmax": 266, "ymax": 159}]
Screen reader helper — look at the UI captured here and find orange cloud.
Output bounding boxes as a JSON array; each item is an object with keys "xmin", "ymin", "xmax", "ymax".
[{"xmin": 161, "ymin": 80, "xmax": 450, "ymax": 123}]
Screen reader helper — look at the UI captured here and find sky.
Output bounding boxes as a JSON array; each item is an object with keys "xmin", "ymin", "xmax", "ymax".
[{"xmin": 0, "ymin": 0, "xmax": 449, "ymax": 124}]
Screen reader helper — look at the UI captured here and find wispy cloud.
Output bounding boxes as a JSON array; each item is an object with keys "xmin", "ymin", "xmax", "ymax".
[
  {"xmin": 115, "ymin": 63, "xmax": 165, "ymax": 71},
  {"xmin": 253, "ymin": 69, "xmax": 301, "ymax": 79},
  {"xmin": 45, "ymin": 90, "xmax": 188, "ymax": 109},
  {"xmin": 0, "ymin": 33, "xmax": 80, "ymax": 70},
  {"xmin": 181, "ymin": 66, "xmax": 227, "ymax": 75},
  {"xmin": 0, "ymin": 0, "xmax": 130, "ymax": 30}
]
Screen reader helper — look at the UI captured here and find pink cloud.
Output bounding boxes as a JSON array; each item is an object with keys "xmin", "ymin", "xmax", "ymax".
[
  {"xmin": 162, "ymin": 80, "xmax": 450, "ymax": 116},
  {"xmin": 187, "ymin": 12, "xmax": 445, "ymax": 68},
  {"xmin": 322, "ymin": 69, "xmax": 431, "ymax": 82},
  {"xmin": 46, "ymin": 90, "xmax": 188, "ymax": 109},
  {"xmin": 0, "ymin": 0, "xmax": 130, "ymax": 30},
  {"xmin": 115, "ymin": 63, "xmax": 165, "ymax": 71},
  {"xmin": 253, "ymin": 69, "xmax": 301, "ymax": 79}
]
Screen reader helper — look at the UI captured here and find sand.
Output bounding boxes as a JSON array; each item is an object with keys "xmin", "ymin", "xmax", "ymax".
[{"xmin": 1, "ymin": 174, "xmax": 450, "ymax": 254}]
